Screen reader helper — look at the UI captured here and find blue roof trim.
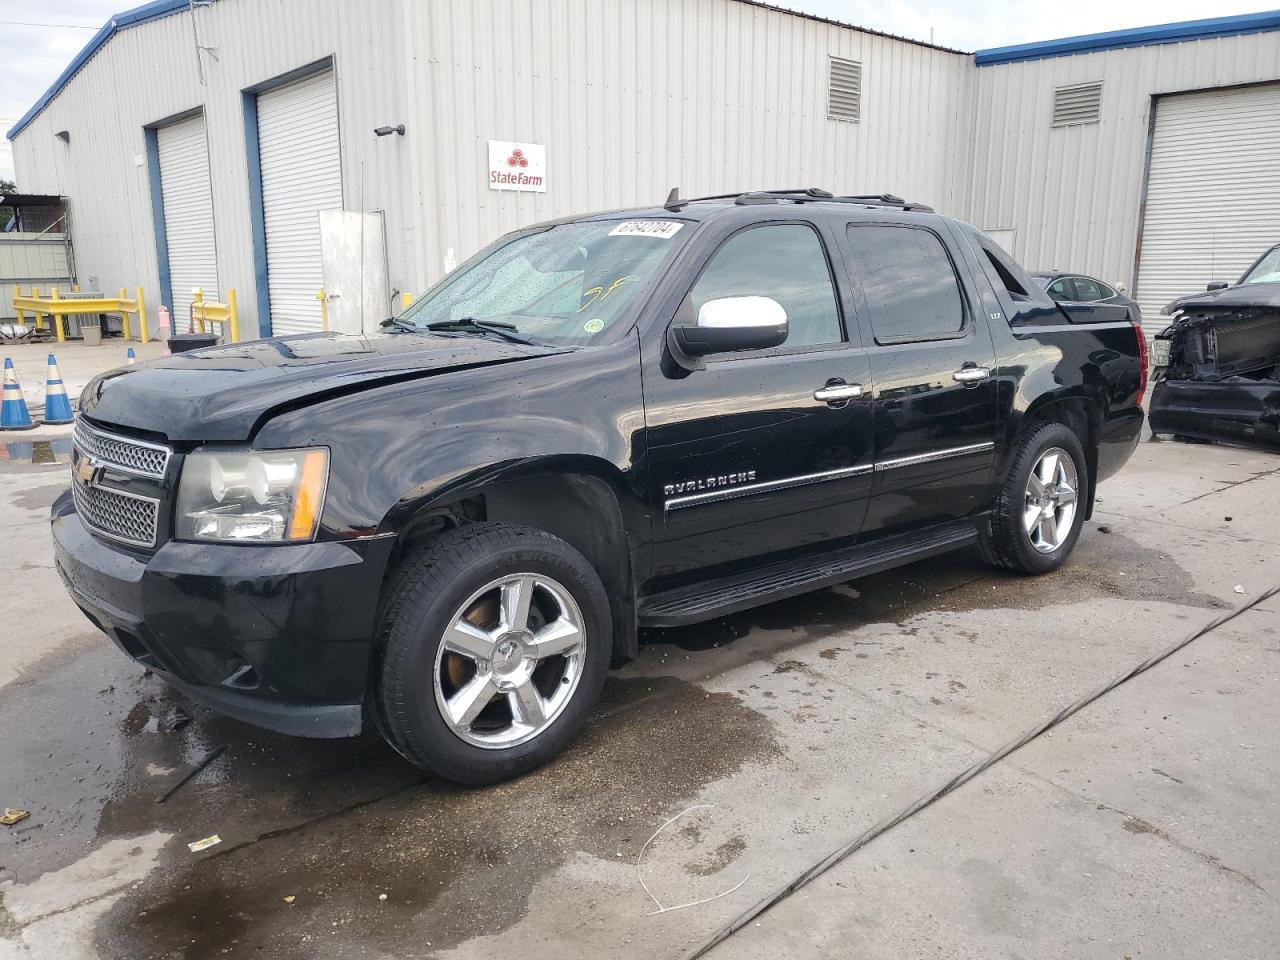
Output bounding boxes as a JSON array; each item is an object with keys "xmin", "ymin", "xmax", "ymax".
[
  {"xmin": 976, "ymin": 10, "xmax": 1280, "ymax": 65},
  {"xmin": 6, "ymin": 0, "xmax": 190, "ymax": 140}
]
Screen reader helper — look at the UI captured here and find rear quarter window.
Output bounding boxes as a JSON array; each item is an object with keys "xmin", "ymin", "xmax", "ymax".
[{"xmin": 845, "ymin": 224, "xmax": 965, "ymax": 343}]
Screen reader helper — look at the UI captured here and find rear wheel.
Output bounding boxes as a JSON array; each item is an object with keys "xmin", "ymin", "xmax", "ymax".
[
  {"xmin": 373, "ymin": 523, "xmax": 611, "ymax": 784},
  {"xmin": 981, "ymin": 421, "xmax": 1088, "ymax": 574}
]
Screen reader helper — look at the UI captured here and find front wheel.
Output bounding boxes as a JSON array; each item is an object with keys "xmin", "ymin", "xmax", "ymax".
[
  {"xmin": 981, "ymin": 422, "xmax": 1088, "ymax": 575},
  {"xmin": 373, "ymin": 523, "xmax": 611, "ymax": 784}
]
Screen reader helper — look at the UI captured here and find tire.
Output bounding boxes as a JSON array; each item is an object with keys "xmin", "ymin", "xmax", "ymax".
[
  {"xmin": 980, "ymin": 421, "xmax": 1088, "ymax": 575},
  {"xmin": 373, "ymin": 522, "xmax": 611, "ymax": 785}
]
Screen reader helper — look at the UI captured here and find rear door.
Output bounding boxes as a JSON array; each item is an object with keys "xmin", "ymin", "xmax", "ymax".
[
  {"xmin": 643, "ymin": 216, "xmax": 876, "ymax": 584},
  {"xmin": 841, "ymin": 221, "xmax": 1000, "ymax": 536}
]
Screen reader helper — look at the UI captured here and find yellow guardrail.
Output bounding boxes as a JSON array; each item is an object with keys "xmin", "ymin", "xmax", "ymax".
[
  {"xmin": 316, "ymin": 289, "xmax": 329, "ymax": 331},
  {"xmin": 190, "ymin": 288, "xmax": 241, "ymax": 343},
  {"xmin": 10, "ymin": 285, "xmax": 150, "ymax": 344}
]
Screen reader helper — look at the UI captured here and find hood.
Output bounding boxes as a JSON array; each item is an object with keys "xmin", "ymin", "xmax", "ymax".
[
  {"xmin": 79, "ymin": 331, "xmax": 570, "ymax": 442},
  {"xmin": 1162, "ymin": 282, "xmax": 1280, "ymax": 316}
]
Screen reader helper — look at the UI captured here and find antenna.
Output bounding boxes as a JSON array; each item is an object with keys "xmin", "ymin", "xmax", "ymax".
[{"xmin": 663, "ymin": 187, "xmax": 686, "ymax": 212}]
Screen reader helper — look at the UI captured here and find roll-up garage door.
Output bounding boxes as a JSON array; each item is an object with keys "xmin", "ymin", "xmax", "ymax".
[
  {"xmin": 257, "ymin": 69, "xmax": 343, "ymax": 335},
  {"xmin": 1135, "ymin": 83, "xmax": 1280, "ymax": 321},
  {"xmin": 156, "ymin": 114, "xmax": 218, "ymax": 318}
]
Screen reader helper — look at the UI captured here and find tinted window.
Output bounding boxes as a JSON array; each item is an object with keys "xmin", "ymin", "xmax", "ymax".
[
  {"xmin": 846, "ymin": 225, "xmax": 965, "ymax": 342},
  {"xmin": 1095, "ymin": 282, "xmax": 1117, "ymax": 300},
  {"xmin": 689, "ymin": 224, "xmax": 842, "ymax": 348},
  {"xmin": 1046, "ymin": 278, "xmax": 1071, "ymax": 301},
  {"xmin": 1072, "ymin": 277, "xmax": 1103, "ymax": 301}
]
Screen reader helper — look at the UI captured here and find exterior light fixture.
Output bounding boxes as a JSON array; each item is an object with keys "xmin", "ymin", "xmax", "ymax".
[{"xmin": 373, "ymin": 125, "xmax": 405, "ymax": 137}]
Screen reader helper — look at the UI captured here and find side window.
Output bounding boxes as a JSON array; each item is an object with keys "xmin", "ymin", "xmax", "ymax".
[
  {"xmin": 1074, "ymin": 278, "xmax": 1102, "ymax": 301},
  {"xmin": 845, "ymin": 225, "xmax": 965, "ymax": 343},
  {"xmin": 688, "ymin": 223, "xmax": 842, "ymax": 349},
  {"xmin": 1096, "ymin": 283, "xmax": 1117, "ymax": 300},
  {"xmin": 1046, "ymin": 278, "xmax": 1072, "ymax": 301}
]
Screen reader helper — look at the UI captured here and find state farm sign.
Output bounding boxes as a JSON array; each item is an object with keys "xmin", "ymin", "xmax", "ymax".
[{"xmin": 487, "ymin": 140, "xmax": 547, "ymax": 192}]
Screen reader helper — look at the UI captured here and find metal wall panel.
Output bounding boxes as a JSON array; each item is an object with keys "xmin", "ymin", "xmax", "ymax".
[
  {"xmin": 1135, "ymin": 82, "xmax": 1280, "ymax": 318},
  {"xmin": 156, "ymin": 114, "xmax": 219, "ymax": 317},
  {"xmin": 401, "ymin": 0, "xmax": 974, "ymax": 287},
  {"xmin": 257, "ymin": 69, "xmax": 343, "ymax": 335},
  {"xmin": 962, "ymin": 31, "xmax": 1280, "ymax": 298},
  {"xmin": 0, "ymin": 234, "xmax": 72, "ymax": 320},
  {"xmin": 9, "ymin": 0, "xmax": 411, "ymax": 338}
]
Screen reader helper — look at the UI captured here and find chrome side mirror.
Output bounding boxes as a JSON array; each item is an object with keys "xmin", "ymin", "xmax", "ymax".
[{"xmin": 672, "ymin": 296, "xmax": 788, "ymax": 357}]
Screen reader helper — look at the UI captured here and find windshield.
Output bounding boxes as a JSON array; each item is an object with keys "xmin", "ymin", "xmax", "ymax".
[
  {"xmin": 399, "ymin": 218, "xmax": 690, "ymax": 344},
  {"xmin": 1241, "ymin": 246, "xmax": 1280, "ymax": 285}
]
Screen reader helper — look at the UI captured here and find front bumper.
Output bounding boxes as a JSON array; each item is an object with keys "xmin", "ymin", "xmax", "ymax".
[
  {"xmin": 1149, "ymin": 378, "xmax": 1280, "ymax": 451},
  {"xmin": 51, "ymin": 490, "xmax": 395, "ymax": 738}
]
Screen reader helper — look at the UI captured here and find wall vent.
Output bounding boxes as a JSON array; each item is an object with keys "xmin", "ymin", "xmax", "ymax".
[
  {"xmin": 827, "ymin": 56, "xmax": 862, "ymax": 122},
  {"xmin": 1052, "ymin": 81, "xmax": 1102, "ymax": 127}
]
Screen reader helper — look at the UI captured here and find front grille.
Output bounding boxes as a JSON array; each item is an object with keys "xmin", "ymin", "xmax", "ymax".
[
  {"xmin": 71, "ymin": 471, "xmax": 160, "ymax": 548},
  {"xmin": 73, "ymin": 419, "xmax": 171, "ymax": 478}
]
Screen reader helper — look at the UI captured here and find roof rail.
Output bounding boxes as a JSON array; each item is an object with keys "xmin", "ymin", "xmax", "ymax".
[{"xmin": 662, "ymin": 187, "xmax": 934, "ymax": 213}]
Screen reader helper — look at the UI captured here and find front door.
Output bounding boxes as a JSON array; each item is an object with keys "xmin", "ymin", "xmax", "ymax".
[
  {"xmin": 841, "ymin": 221, "xmax": 1000, "ymax": 537},
  {"xmin": 644, "ymin": 219, "xmax": 876, "ymax": 586}
]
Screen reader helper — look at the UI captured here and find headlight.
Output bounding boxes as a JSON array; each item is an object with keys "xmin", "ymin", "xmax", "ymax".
[{"xmin": 176, "ymin": 448, "xmax": 329, "ymax": 543}]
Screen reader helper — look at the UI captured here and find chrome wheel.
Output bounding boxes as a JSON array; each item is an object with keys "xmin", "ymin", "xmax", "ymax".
[
  {"xmin": 1023, "ymin": 446, "xmax": 1078, "ymax": 553},
  {"xmin": 433, "ymin": 573, "xmax": 586, "ymax": 749}
]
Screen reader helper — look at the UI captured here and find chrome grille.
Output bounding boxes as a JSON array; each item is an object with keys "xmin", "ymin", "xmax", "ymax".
[
  {"xmin": 71, "ymin": 471, "xmax": 159, "ymax": 548},
  {"xmin": 73, "ymin": 419, "xmax": 171, "ymax": 478}
]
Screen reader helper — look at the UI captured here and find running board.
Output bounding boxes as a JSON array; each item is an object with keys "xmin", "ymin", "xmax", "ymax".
[{"xmin": 638, "ymin": 521, "xmax": 981, "ymax": 628}]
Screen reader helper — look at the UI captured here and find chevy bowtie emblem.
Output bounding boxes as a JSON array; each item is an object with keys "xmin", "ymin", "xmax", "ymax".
[{"xmin": 74, "ymin": 451, "xmax": 101, "ymax": 486}]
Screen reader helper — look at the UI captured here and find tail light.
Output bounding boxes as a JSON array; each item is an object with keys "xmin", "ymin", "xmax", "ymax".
[{"xmin": 1133, "ymin": 319, "xmax": 1149, "ymax": 405}]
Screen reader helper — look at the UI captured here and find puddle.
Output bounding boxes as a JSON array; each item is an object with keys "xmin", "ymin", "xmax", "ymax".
[
  {"xmin": 0, "ymin": 645, "xmax": 778, "ymax": 958},
  {"xmin": 13, "ymin": 480, "xmax": 68, "ymax": 511},
  {"xmin": 0, "ymin": 436, "xmax": 73, "ymax": 465},
  {"xmin": 97, "ymin": 675, "xmax": 776, "ymax": 957}
]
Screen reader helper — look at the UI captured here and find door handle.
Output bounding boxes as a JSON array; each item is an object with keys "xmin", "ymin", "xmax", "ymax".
[
  {"xmin": 813, "ymin": 381, "xmax": 865, "ymax": 403},
  {"xmin": 952, "ymin": 366, "xmax": 990, "ymax": 385}
]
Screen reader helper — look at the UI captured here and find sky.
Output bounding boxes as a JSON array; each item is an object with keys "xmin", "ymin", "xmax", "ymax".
[{"xmin": 1, "ymin": 0, "xmax": 1277, "ymax": 182}]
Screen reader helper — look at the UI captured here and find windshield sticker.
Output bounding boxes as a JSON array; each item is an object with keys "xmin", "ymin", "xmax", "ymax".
[
  {"xmin": 608, "ymin": 220, "xmax": 683, "ymax": 239},
  {"xmin": 583, "ymin": 318, "xmax": 605, "ymax": 334}
]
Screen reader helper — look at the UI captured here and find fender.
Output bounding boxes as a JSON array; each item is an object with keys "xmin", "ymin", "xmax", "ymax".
[{"xmin": 255, "ymin": 336, "xmax": 649, "ymax": 539}]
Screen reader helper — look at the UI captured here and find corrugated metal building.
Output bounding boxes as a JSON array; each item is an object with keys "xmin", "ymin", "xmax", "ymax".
[{"xmin": 6, "ymin": 0, "xmax": 1280, "ymax": 335}]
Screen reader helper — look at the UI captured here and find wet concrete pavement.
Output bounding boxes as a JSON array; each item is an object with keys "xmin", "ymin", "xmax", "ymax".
[{"xmin": 2, "ymin": 439, "xmax": 1278, "ymax": 958}]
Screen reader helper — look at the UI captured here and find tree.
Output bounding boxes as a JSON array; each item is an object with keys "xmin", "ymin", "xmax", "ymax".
[{"xmin": 0, "ymin": 178, "xmax": 15, "ymax": 230}]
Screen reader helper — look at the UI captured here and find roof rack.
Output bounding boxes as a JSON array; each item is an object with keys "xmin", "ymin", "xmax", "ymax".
[{"xmin": 663, "ymin": 187, "xmax": 933, "ymax": 213}]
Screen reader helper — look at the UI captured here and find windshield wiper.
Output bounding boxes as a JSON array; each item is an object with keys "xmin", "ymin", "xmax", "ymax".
[
  {"xmin": 379, "ymin": 316, "xmax": 418, "ymax": 333},
  {"xmin": 423, "ymin": 317, "xmax": 538, "ymax": 345}
]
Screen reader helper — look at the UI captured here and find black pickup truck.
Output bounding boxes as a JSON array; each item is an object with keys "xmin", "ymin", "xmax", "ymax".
[{"xmin": 53, "ymin": 189, "xmax": 1145, "ymax": 784}]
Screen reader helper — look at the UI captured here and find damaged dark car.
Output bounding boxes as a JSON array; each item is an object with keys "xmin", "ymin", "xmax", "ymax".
[{"xmin": 1150, "ymin": 243, "xmax": 1280, "ymax": 451}]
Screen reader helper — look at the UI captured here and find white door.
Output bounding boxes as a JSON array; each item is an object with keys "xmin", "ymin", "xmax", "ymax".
[
  {"xmin": 156, "ymin": 114, "xmax": 218, "ymax": 321},
  {"xmin": 1135, "ymin": 83, "xmax": 1280, "ymax": 321},
  {"xmin": 257, "ymin": 69, "xmax": 343, "ymax": 335},
  {"xmin": 320, "ymin": 210, "xmax": 389, "ymax": 335}
]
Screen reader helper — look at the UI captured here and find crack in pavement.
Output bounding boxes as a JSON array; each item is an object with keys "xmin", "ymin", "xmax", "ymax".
[
  {"xmin": 1171, "ymin": 465, "xmax": 1280, "ymax": 508},
  {"xmin": 1099, "ymin": 801, "xmax": 1270, "ymax": 897}
]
